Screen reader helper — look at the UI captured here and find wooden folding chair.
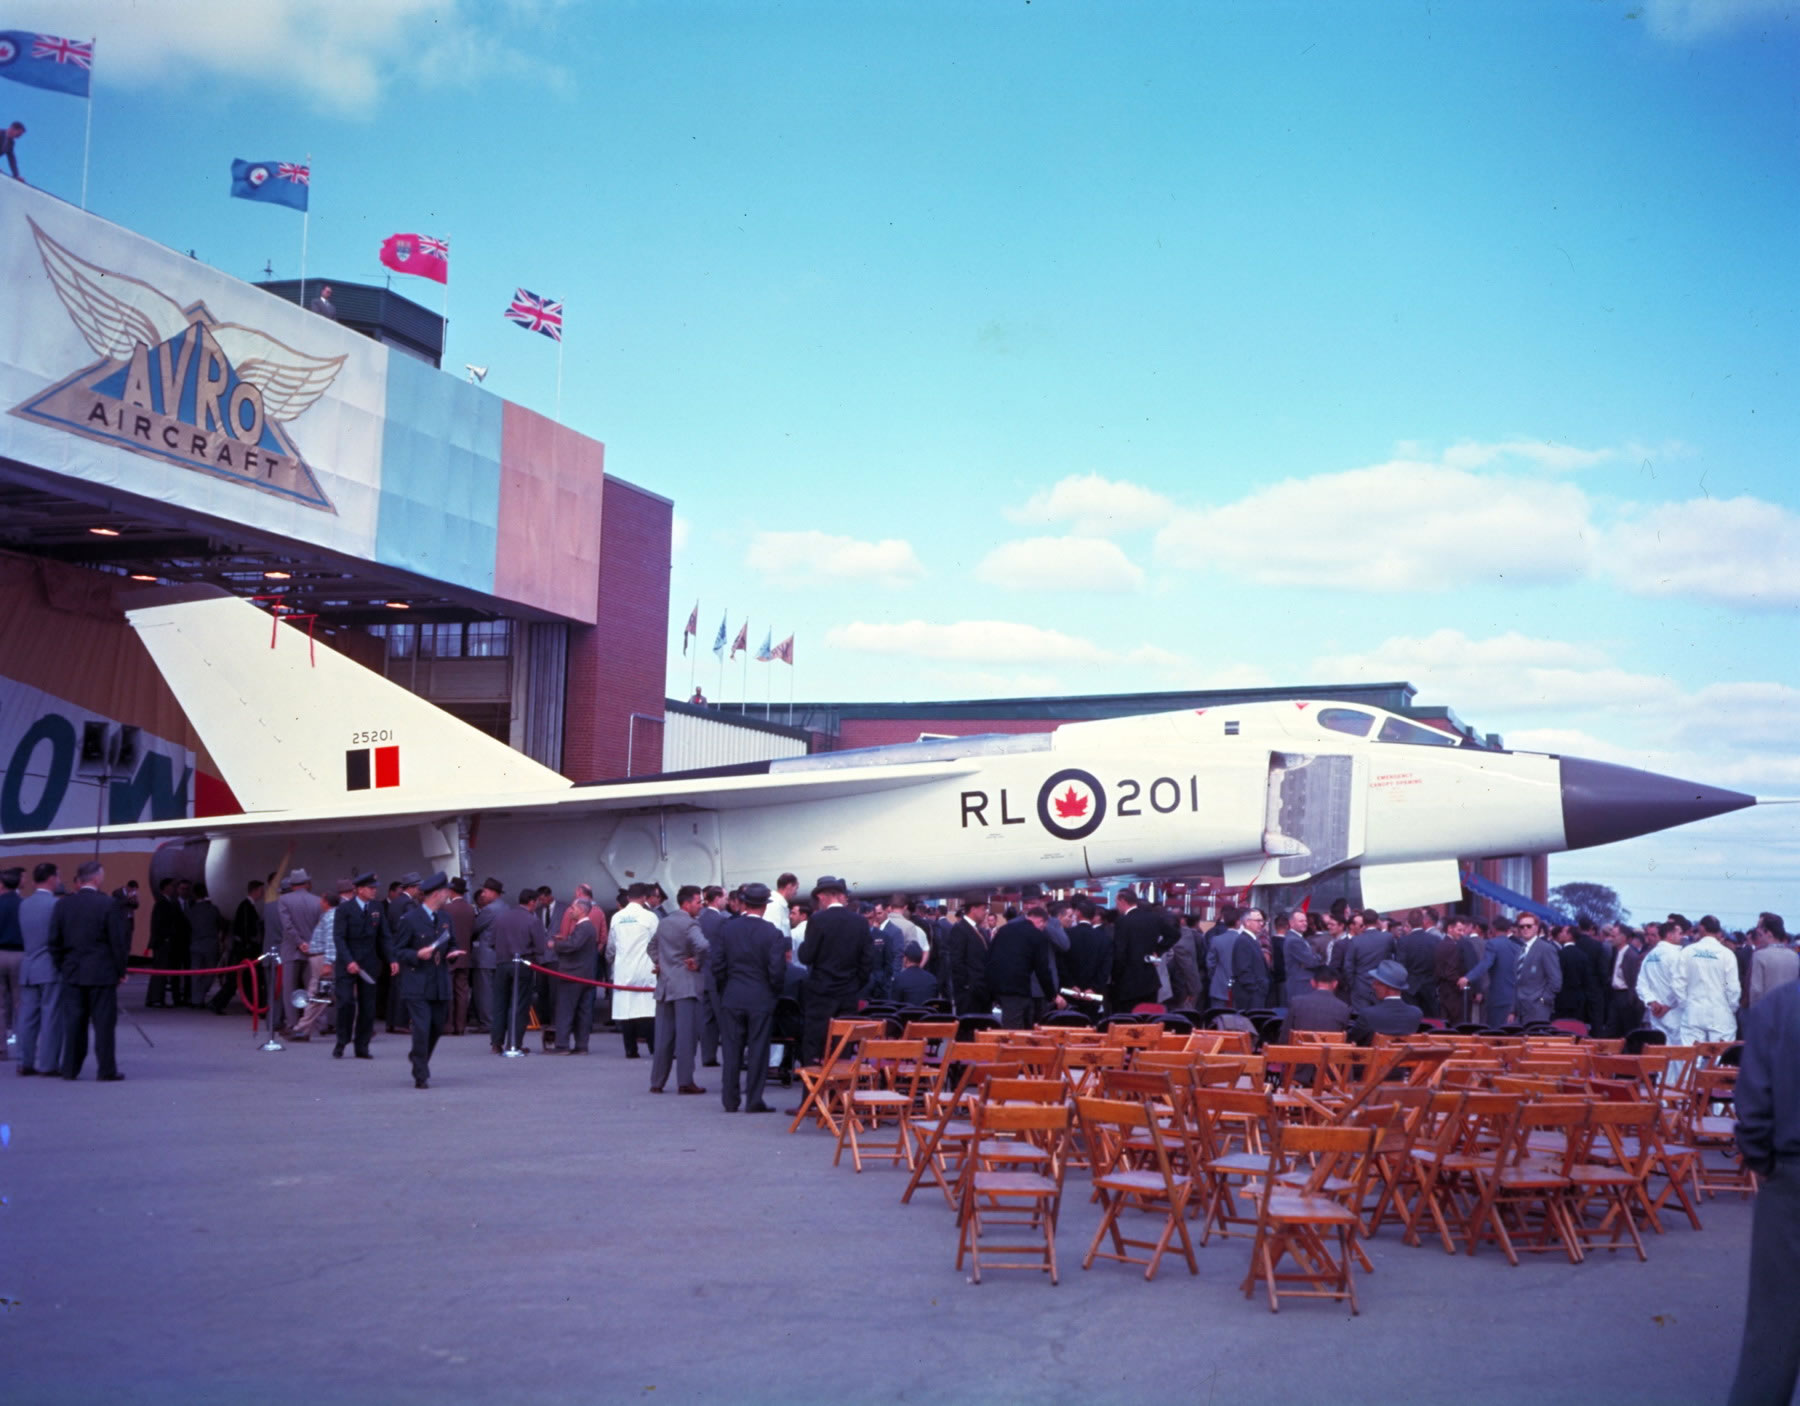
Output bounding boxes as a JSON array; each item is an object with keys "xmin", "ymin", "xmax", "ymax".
[
  {"xmin": 1483, "ymin": 1100, "xmax": 1585, "ymax": 1265},
  {"xmin": 1192, "ymin": 1086, "xmax": 1277, "ymax": 1243},
  {"xmin": 787, "ymin": 1018, "xmax": 884, "ymax": 1135},
  {"xmin": 1076, "ymin": 1095, "xmax": 1199, "ymax": 1280},
  {"xmin": 1691, "ymin": 1064, "xmax": 1757, "ymax": 1198},
  {"xmin": 834, "ymin": 1038, "xmax": 931, "ymax": 1173},
  {"xmin": 1568, "ymin": 1100, "xmax": 1659, "ymax": 1261},
  {"xmin": 956, "ymin": 1101, "xmax": 1072, "ymax": 1284},
  {"xmin": 901, "ymin": 1057, "xmax": 1023, "ymax": 1207},
  {"xmin": 1241, "ymin": 1122, "xmax": 1378, "ymax": 1314}
]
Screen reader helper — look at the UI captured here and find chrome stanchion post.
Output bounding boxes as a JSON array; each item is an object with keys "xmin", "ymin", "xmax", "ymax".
[
  {"xmin": 502, "ymin": 955, "xmax": 529, "ymax": 1058},
  {"xmin": 260, "ymin": 950, "xmax": 284, "ymax": 1052}
]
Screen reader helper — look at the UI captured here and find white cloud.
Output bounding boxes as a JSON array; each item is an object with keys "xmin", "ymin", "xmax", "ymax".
[
  {"xmin": 1604, "ymin": 497, "xmax": 1800, "ymax": 608},
  {"xmin": 670, "ymin": 515, "xmax": 691, "ymax": 555},
  {"xmin": 1439, "ymin": 439, "xmax": 1617, "ymax": 472},
  {"xmin": 1641, "ymin": 0, "xmax": 1793, "ymax": 41},
  {"xmin": 26, "ymin": 0, "xmax": 567, "ymax": 111},
  {"xmin": 975, "ymin": 536, "xmax": 1144, "ymax": 594},
  {"xmin": 1154, "ymin": 458, "xmax": 1594, "ymax": 589},
  {"xmin": 827, "ymin": 619, "xmax": 1107, "ymax": 665},
  {"xmin": 1008, "ymin": 473, "xmax": 1173, "ymax": 537},
  {"xmin": 1312, "ymin": 629, "xmax": 1679, "ymax": 714},
  {"xmin": 746, "ymin": 530, "xmax": 924, "ymax": 588}
]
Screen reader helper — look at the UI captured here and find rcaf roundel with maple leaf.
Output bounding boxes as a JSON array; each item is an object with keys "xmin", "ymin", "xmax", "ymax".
[{"xmin": 1037, "ymin": 768, "xmax": 1107, "ymax": 841}]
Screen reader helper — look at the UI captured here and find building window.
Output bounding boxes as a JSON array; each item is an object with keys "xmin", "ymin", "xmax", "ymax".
[
  {"xmin": 465, "ymin": 620, "xmax": 511, "ymax": 658},
  {"xmin": 367, "ymin": 623, "xmax": 415, "ymax": 659},
  {"xmin": 422, "ymin": 623, "xmax": 463, "ymax": 659}
]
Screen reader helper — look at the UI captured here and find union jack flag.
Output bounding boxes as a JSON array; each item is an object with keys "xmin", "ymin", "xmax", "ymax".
[
  {"xmin": 504, "ymin": 288, "xmax": 563, "ymax": 342},
  {"xmin": 419, "ymin": 235, "xmax": 449, "ymax": 259},
  {"xmin": 277, "ymin": 162, "xmax": 310, "ymax": 185},
  {"xmin": 32, "ymin": 34, "xmax": 92, "ymax": 68}
]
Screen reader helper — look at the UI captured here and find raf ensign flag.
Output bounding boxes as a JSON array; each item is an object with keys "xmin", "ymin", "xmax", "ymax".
[
  {"xmin": 0, "ymin": 32, "xmax": 93, "ymax": 98},
  {"xmin": 504, "ymin": 288, "xmax": 563, "ymax": 341},
  {"xmin": 231, "ymin": 159, "xmax": 310, "ymax": 212},
  {"xmin": 379, "ymin": 233, "xmax": 449, "ymax": 284}
]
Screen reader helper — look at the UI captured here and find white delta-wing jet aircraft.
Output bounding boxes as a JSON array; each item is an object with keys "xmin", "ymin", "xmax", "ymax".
[{"xmin": 1, "ymin": 588, "xmax": 1769, "ymax": 910}]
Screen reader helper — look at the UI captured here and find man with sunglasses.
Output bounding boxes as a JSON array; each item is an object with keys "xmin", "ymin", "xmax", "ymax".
[{"xmin": 1512, "ymin": 915, "xmax": 1564, "ymax": 1026}]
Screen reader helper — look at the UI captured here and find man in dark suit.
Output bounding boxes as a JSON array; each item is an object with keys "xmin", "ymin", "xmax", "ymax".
[
  {"xmin": 892, "ymin": 942, "xmax": 938, "ymax": 1006},
  {"xmin": 1279, "ymin": 914, "xmax": 1323, "ymax": 1006},
  {"xmin": 333, "ymin": 872, "xmax": 397, "ymax": 1059},
  {"xmin": 1511, "ymin": 917, "xmax": 1564, "ymax": 1025},
  {"xmin": 1554, "ymin": 926, "xmax": 1601, "ymax": 1028},
  {"xmin": 1574, "ymin": 920, "xmax": 1612, "ymax": 1030},
  {"xmin": 1109, "ymin": 889, "xmax": 1174, "ymax": 1011},
  {"xmin": 394, "ymin": 872, "xmax": 453, "ymax": 1088},
  {"xmin": 1165, "ymin": 917, "xmax": 1204, "ymax": 1010},
  {"xmin": 1061, "ymin": 900, "xmax": 1111, "ymax": 996},
  {"xmin": 1281, "ymin": 968, "xmax": 1352, "ymax": 1043},
  {"xmin": 1229, "ymin": 909, "xmax": 1273, "ymax": 1010},
  {"xmin": 1349, "ymin": 960, "xmax": 1424, "ymax": 1046},
  {"xmin": 796, "ymin": 877, "xmax": 873, "ymax": 1064},
  {"xmin": 933, "ymin": 898, "xmax": 990, "ymax": 1014},
  {"xmin": 145, "ymin": 877, "xmax": 191, "ymax": 1008},
  {"xmin": 1435, "ymin": 915, "xmax": 1475, "ymax": 1023},
  {"xmin": 713, "ymin": 882, "xmax": 787, "ymax": 1113},
  {"xmin": 1396, "ymin": 909, "xmax": 1443, "ymax": 1018},
  {"xmin": 489, "ymin": 886, "xmax": 546, "ymax": 1054},
  {"xmin": 442, "ymin": 877, "xmax": 477, "ymax": 1035},
  {"xmin": 1461, "ymin": 922, "xmax": 1522, "ymax": 1027},
  {"xmin": 1345, "ymin": 911, "xmax": 1398, "ymax": 1010},
  {"xmin": 49, "ymin": 860, "xmax": 130, "ymax": 1081},
  {"xmin": 987, "ymin": 906, "xmax": 1063, "ymax": 1029}
]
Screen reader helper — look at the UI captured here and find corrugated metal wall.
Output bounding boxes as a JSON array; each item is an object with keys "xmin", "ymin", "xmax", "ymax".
[{"xmin": 664, "ymin": 709, "xmax": 808, "ymax": 771}]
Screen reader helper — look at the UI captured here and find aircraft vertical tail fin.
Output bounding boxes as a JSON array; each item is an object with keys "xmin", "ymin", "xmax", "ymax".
[{"xmin": 125, "ymin": 587, "xmax": 568, "ymax": 813}]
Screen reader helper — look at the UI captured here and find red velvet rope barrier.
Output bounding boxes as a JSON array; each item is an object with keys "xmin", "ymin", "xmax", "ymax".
[
  {"xmin": 523, "ymin": 960, "xmax": 654, "ymax": 993},
  {"xmin": 126, "ymin": 962, "xmax": 257, "ymax": 977},
  {"xmin": 124, "ymin": 960, "xmax": 264, "ymax": 1028}
]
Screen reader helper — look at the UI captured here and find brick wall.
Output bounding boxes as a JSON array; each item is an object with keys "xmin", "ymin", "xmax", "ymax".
[{"xmin": 562, "ymin": 476, "xmax": 672, "ymax": 781}]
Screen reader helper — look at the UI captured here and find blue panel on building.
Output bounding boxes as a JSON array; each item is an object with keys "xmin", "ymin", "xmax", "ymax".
[{"xmin": 376, "ymin": 354, "xmax": 502, "ymax": 596}]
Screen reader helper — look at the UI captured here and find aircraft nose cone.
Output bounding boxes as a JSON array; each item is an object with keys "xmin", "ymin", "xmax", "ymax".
[{"xmin": 1559, "ymin": 756, "xmax": 1755, "ymax": 851}]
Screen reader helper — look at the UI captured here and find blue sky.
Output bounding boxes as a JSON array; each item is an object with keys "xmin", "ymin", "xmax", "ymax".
[{"xmin": 7, "ymin": 0, "xmax": 1796, "ymax": 923}]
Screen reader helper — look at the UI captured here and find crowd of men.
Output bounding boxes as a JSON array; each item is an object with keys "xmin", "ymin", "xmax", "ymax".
[{"xmin": 1, "ymin": 857, "xmax": 1789, "ymax": 1096}]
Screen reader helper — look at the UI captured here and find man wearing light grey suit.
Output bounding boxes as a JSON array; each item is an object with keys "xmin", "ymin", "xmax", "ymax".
[
  {"xmin": 650, "ymin": 886, "xmax": 710, "ymax": 1094},
  {"xmin": 15, "ymin": 863, "xmax": 63, "ymax": 1075},
  {"xmin": 1510, "ymin": 916, "xmax": 1565, "ymax": 1025}
]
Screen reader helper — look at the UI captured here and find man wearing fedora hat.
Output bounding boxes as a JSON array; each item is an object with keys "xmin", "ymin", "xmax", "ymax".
[
  {"xmin": 273, "ymin": 869, "xmax": 322, "ymax": 1038},
  {"xmin": 1348, "ymin": 959, "xmax": 1424, "ymax": 1046},
  {"xmin": 796, "ymin": 876, "xmax": 873, "ymax": 1066}
]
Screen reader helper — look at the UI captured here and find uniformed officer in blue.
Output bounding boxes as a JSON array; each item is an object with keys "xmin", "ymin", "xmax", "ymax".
[{"xmin": 395, "ymin": 871, "xmax": 454, "ymax": 1089}]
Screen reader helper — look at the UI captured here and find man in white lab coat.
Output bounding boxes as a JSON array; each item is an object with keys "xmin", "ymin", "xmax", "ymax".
[
  {"xmin": 1676, "ymin": 916, "xmax": 1742, "ymax": 1044},
  {"xmin": 1635, "ymin": 919, "xmax": 1689, "ymax": 1042}
]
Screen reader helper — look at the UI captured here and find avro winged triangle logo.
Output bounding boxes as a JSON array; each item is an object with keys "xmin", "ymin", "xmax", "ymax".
[{"xmin": 10, "ymin": 218, "xmax": 346, "ymax": 512}]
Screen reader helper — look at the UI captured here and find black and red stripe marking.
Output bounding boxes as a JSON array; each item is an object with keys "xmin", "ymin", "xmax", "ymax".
[{"xmin": 346, "ymin": 745, "xmax": 400, "ymax": 791}]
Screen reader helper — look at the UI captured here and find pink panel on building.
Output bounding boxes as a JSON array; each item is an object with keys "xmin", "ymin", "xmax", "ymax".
[{"xmin": 495, "ymin": 402, "xmax": 606, "ymax": 623}]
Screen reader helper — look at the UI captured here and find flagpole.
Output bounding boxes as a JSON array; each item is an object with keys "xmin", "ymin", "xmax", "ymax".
[
  {"xmin": 554, "ymin": 336, "xmax": 564, "ymax": 423},
  {"xmin": 765, "ymin": 658, "xmax": 772, "ymax": 722},
  {"xmin": 787, "ymin": 661, "xmax": 795, "ymax": 727},
  {"xmin": 79, "ymin": 38, "xmax": 94, "ymax": 210},
  {"xmin": 297, "ymin": 152, "xmax": 311, "ymax": 308}
]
